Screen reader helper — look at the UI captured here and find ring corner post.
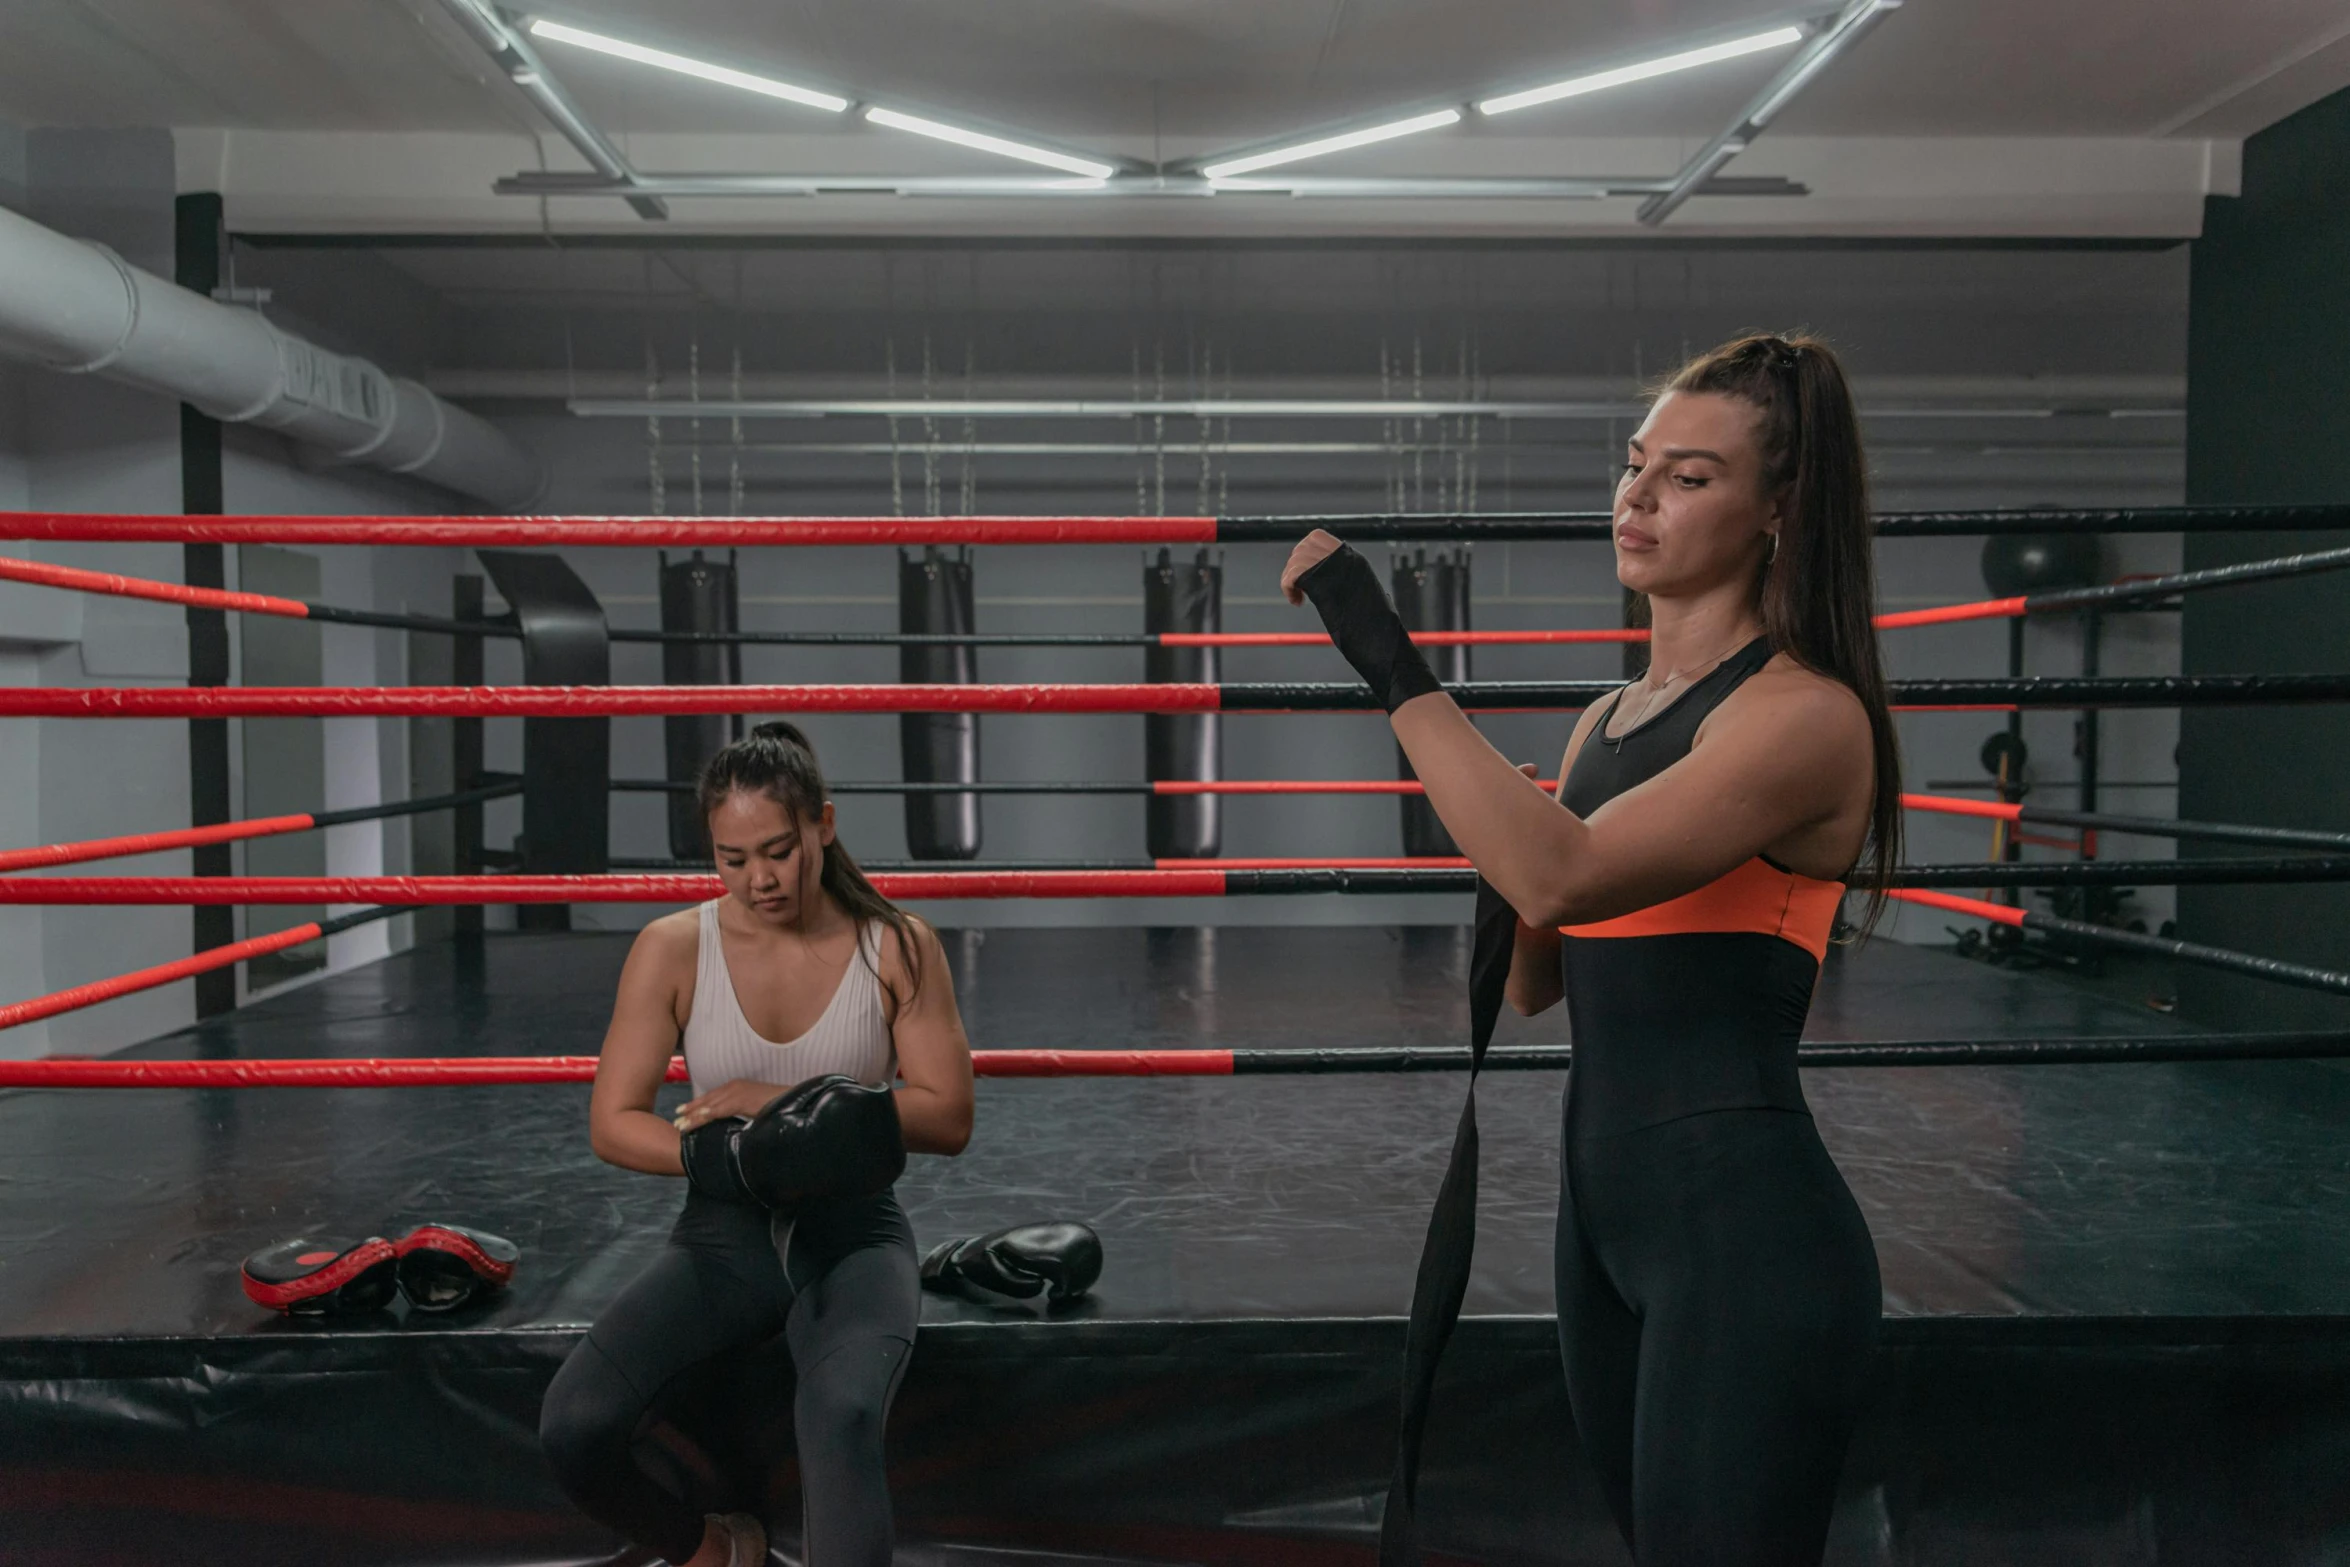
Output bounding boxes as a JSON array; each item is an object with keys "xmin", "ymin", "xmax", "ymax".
[{"xmin": 175, "ymin": 189, "xmax": 235, "ymax": 1019}]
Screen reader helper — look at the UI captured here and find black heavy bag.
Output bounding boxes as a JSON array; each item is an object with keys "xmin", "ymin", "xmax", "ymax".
[
  {"xmin": 1394, "ymin": 550, "xmax": 1471, "ymax": 857},
  {"xmin": 1384, "ymin": 877, "xmax": 1520, "ymax": 1566},
  {"xmin": 660, "ymin": 551, "xmax": 741, "ymax": 860},
  {"xmin": 1145, "ymin": 548, "xmax": 1222, "ymax": 859},
  {"xmin": 900, "ymin": 547, "xmax": 981, "ymax": 860}
]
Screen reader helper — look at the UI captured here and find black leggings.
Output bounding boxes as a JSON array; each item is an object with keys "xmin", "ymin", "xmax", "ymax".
[
  {"xmin": 540, "ymin": 1187, "xmax": 919, "ymax": 1566},
  {"xmin": 1556, "ymin": 1106, "xmax": 1880, "ymax": 1566}
]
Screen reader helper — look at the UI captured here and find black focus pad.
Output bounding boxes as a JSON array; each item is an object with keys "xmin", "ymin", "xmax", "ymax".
[
  {"xmin": 241, "ymin": 1236, "xmax": 400, "ymax": 1316},
  {"xmin": 730, "ymin": 1074, "xmax": 906, "ymax": 1210},
  {"xmin": 921, "ymin": 1221, "xmax": 1104, "ymax": 1305},
  {"xmin": 393, "ymin": 1224, "xmax": 520, "ymax": 1312}
]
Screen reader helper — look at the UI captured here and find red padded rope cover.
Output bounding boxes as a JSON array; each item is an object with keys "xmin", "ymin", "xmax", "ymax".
[
  {"xmin": 1900, "ymin": 792, "xmax": 2025, "ymax": 822},
  {"xmin": 0, "ymin": 555, "xmax": 310, "ymax": 618},
  {"xmin": 0, "ymin": 1050, "xmax": 1240, "ymax": 1084},
  {"xmin": 2, "ymin": 513, "xmax": 1220, "ymax": 547},
  {"xmin": 1885, "ymin": 887, "xmax": 2030, "ymax": 926},
  {"xmin": 0, "ymin": 814, "xmax": 316, "ymax": 873},
  {"xmin": 1160, "ymin": 629, "xmax": 1648, "ymax": 647},
  {"xmin": 1874, "ymin": 597, "xmax": 2028, "ymax": 629},
  {"xmin": 0, "ymin": 871, "xmax": 1233, "ymax": 903},
  {"xmin": 0, "ymin": 684, "xmax": 1226, "ymax": 718},
  {"xmin": 0, "ymin": 922, "xmax": 324, "ymax": 1030}
]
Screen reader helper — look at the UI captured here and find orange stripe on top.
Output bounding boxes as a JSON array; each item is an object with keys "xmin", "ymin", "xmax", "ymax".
[{"xmin": 1560, "ymin": 857, "xmax": 1845, "ymax": 964}]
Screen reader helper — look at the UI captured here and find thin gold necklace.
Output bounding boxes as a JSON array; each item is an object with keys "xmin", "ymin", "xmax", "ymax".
[{"xmin": 1610, "ymin": 631, "xmax": 1758, "ymax": 736}]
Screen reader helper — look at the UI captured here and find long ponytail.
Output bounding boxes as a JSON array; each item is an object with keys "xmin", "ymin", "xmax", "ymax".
[{"xmin": 1659, "ymin": 333, "xmax": 1903, "ymax": 936}]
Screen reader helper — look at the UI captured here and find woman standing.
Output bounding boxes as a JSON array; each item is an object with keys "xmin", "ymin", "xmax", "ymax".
[
  {"xmin": 541, "ymin": 721, "xmax": 975, "ymax": 1567},
  {"xmin": 1285, "ymin": 335, "xmax": 1891, "ymax": 1565}
]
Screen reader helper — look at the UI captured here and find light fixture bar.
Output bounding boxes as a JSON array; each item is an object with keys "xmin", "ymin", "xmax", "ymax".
[
  {"xmin": 863, "ymin": 107, "xmax": 1117, "ymax": 178},
  {"xmin": 1639, "ymin": 0, "xmax": 1901, "ymax": 225},
  {"xmin": 565, "ymin": 398, "xmax": 2173, "ymax": 422},
  {"xmin": 431, "ymin": 0, "xmax": 667, "ymax": 219},
  {"xmin": 1478, "ymin": 25, "xmax": 1807, "ymax": 115},
  {"xmin": 494, "ymin": 169, "xmax": 1807, "ymax": 200},
  {"xmin": 1200, "ymin": 109, "xmax": 1463, "ymax": 181},
  {"xmin": 526, "ymin": 19, "xmax": 848, "ymax": 111}
]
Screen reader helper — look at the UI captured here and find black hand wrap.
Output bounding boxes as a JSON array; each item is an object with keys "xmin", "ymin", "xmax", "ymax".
[{"xmin": 1296, "ymin": 544, "xmax": 1444, "ymax": 713}]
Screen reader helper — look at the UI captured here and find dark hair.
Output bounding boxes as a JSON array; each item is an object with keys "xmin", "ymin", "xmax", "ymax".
[
  {"xmin": 1650, "ymin": 332, "xmax": 1903, "ymax": 935},
  {"xmin": 697, "ymin": 720, "xmax": 924, "ymax": 1003}
]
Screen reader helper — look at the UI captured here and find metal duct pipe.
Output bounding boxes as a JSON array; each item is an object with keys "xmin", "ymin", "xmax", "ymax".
[{"xmin": 0, "ymin": 201, "xmax": 543, "ymax": 509}]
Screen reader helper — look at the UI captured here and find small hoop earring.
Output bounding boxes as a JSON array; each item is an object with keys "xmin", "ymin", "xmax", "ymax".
[{"xmin": 1765, "ymin": 534, "xmax": 1780, "ymax": 566}]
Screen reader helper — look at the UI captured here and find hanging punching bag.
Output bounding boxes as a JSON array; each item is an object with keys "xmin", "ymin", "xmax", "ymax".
[
  {"xmin": 659, "ymin": 551, "xmax": 741, "ymax": 860},
  {"xmin": 900, "ymin": 547, "xmax": 981, "ymax": 860},
  {"xmin": 1145, "ymin": 548, "xmax": 1222, "ymax": 859},
  {"xmin": 1395, "ymin": 549, "xmax": 1471, "ymax": 857}
]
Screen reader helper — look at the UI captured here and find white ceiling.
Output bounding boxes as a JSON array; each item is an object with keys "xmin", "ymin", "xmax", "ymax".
[
  {"xmin": 8, "ymin": 0, "xmax": 2349, "ymax": 235},
  {"xmin": 3, "ymin": 0, "xmax": 2343, "ymax": 141}
]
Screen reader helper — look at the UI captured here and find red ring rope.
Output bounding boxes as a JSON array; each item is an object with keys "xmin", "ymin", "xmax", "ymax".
[
  {"xmin": 3, "ymin": 514, "xmax": 1221, "ymax": 547},
  {"xmin": 0, "ymin": 684, "xmax": 1225, "ymax": 718},
  {"xmin": 0, "ymin": 814, "xmax": 319, "ymax": 873},
  {"xmin": 0, "ymin": 686, "xmax": 2032, "ymax": 719},
  {"xmin": 1885, "ymin": 887, "xmax": 2028, "ymax": 926},
  {"xmin": 0, "ymin": 550, "xmax": 2039, "ymax": 640},
  {"xmin": 0, "ymin": 1051, "xmax": 1236, "ymax": 1086},
  {"xmin": 0, "ymin": 922, "xmax": 325, "ymax": 1030},
  {"xmin": 0, "ymin": 872, "xmax": 1235, "ymax": 904},
  {"xmin": 1900, "ymin": 792, "xmax": 2024, "ymax": 822},
  {"xmin": 0, "ymin": 555, "xmax": 312, "ymax": 618}
]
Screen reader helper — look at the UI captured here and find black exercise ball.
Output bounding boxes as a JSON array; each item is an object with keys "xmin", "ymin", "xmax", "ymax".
[{"xmin": 1980, "ymin": 533, "xmax": 2105, "ymax": 598}]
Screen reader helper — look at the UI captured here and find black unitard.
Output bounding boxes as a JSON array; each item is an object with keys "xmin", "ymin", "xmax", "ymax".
[
  {"xmin": 1552, "ymin": 637, "xmax": 1880, "ymax": 1565},
  {"xmin": 540, "ymin": 1187, "xmax": 918, "ymax": 1566}
]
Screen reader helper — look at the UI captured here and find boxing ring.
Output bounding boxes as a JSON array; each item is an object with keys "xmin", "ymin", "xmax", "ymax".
[{"xmin": 4, "ymin": 505, "xmax": 2350, "ymax": 1565}]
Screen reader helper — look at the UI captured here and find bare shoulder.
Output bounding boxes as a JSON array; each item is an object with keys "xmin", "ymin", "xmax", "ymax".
[
  {"xmin": 1706, "ymin": 655, "xmax": 1872, "ymax": 751},
  {"xmin": 874, "ymin": 913, "xmax": 945, "ymax": 1017},
  {"xmin": 875, "ymin": 911, "xmax": 945, "ymax": 977},
  {"xmin": 628, "ymin": 907, "xmax": 700, "ymax": 979}
]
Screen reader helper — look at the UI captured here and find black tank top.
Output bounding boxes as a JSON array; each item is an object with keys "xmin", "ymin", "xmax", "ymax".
[{"xmin": 1558, "ymin": 636, "xmax": 1844, "ymax": 1137}]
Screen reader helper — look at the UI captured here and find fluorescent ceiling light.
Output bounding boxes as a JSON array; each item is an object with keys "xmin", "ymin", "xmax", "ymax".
[
  {"xmin": 1201, "ymin": 109, "xmax": 1463, "ymax": 181},
  {"xmin": 1478, "ymin": 25, "xmax": 1806, "ymax": 115},
  {"xmin": 527, "ymin": 19, "xmax": 849, "ymax": 112},
  {"xmin": 863, "ymin": 107, "xmax": 1117, "ymax": 178}
]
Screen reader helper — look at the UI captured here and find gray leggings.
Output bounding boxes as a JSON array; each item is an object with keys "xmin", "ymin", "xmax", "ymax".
[{"xmin": 541, "ymin": 1187, "xmax": 919, "ymax": 1566}]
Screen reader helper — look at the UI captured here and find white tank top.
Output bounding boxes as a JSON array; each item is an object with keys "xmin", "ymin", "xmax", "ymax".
[{"xmin": 682, "ymin": 901, "xmax": 897, "ymax": 1096}]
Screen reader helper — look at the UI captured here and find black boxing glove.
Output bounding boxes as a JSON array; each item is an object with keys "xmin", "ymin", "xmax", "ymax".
[
  {"xmin": 681, "ymin": 1074, "xmax": 906, "ymax": 1210},
  {"xmin": 921, "ymin": 1221, "xmax": 1104, "ymax": 1305},
  {"xmin": 1295, "ymin": 543, "xmax": 1444, "ymax": 713}
]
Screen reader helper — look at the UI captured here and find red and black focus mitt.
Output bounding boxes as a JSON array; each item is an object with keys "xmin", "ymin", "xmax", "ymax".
[
  {"xmin": 240, "ymin": 1236, "xmax": 401, "ymax": 1316},
  {"xmin": 241, "ymin": 1224, "xmax": 518, "ymax": 1316}
]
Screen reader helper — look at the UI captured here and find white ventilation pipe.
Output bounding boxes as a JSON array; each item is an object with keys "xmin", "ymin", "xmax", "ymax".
[{"xmin": 0, "ymin": 201, "xmax": 543, "ymax": 509}]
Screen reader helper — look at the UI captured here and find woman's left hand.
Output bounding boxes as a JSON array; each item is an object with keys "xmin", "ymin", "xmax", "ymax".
[
  {"xmin": 1279, "ymin": 528, "xmax": 1346, "ymax": 605},
  {"xmin": 672, "ymin": 1077, "xmax": 786, "ymax": 1133}
]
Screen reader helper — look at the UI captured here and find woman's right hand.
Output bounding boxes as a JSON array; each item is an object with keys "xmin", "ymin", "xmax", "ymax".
[{"xmin": 672, "ymin": 1077, "xmax": 784, "ymax": 1134}]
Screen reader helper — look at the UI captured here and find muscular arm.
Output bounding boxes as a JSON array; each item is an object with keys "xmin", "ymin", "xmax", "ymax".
[
  {"xmin": 588, "ymin": 916, "xmax": 695, "ymax": 1176},
  {"xmin": 1503, "ymin": 712, "xmax": 1606, "ymax": 1017},
  {"xmin": 885, "ymin": 917, "xmax": 975, "ymax": 1156},
  {"xmin": 1391, "ymin": 670, "xmax": 1874, "ymax": 931}
]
